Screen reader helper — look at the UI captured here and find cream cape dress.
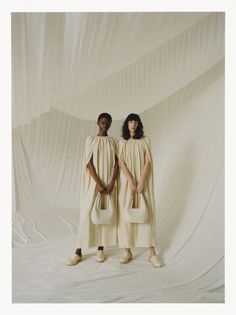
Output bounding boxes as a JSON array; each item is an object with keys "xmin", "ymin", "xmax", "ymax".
[
  {"xmin": 118, "ymin": 136, "xmax": 157, "ymax": 248},
  {"xmin": 77, "ymin": 135, "xmax": 118, "ymax": 249}
]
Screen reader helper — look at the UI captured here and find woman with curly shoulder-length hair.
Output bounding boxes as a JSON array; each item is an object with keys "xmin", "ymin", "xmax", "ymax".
[{"xmin": 118, "ymin": 113, "xmax": 163, "ymax": 268}]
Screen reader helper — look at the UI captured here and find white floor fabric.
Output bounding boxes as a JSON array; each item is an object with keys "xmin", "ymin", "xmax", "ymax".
[{"xmin": 12, "ymin": 234, "xmax": 224, "ymax": 303}]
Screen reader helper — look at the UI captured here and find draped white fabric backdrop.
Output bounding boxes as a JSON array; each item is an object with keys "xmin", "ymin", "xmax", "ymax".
[{"xmin": 12, "ymin": 12, "xmax": 224, "ymax": 303}]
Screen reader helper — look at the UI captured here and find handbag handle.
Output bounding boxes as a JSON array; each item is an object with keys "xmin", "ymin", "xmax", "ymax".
[
  {"xmin": 128, "ymin": 192, "xmax": 145, "ymax": 208},
  {"xmin": 95, "ymin": 192, "xmax": 113, "ymax": 210}
]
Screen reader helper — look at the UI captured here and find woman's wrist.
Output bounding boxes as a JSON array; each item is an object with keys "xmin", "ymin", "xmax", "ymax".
[
  {"xmin": 109, "ymin": 179, "xmax": 115, "ymax": 186},
  {"xmin": 139, "ymin": 177, "xmax": 144, "ymax": 184},
  {"xmin": 128, "ymin": 178, "xmax": 136, "ymax": 185},
  {"xmin": 96, "ymin": 180, "xmax": 104, "ymax": 188}
]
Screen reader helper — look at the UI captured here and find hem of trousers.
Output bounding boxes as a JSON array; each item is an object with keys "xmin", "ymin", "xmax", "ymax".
[
  {"xmin": 118, "ymin": 243, "xmax": 156, "ymax": 248},
  {"xmin": 77, "ymin": 243, "xmax": 118, "ymax": 250}
]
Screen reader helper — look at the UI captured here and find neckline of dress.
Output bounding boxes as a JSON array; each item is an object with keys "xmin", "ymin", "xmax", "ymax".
[{"xmin": 96, "ymin": 135, "xmax": 109, "ymax": 138}]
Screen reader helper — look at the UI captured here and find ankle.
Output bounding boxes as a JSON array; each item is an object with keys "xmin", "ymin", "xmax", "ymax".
[
  {"xmin": 125, "ymin": 248, "xmax": 132, "ymax": 254},
  {"xmin": 75, "ymin": 248, "xmax": 82, "ymax": 256},
  {"xmin": 149, "ymin": 247, "xmax": 156, "ymax": 257}
]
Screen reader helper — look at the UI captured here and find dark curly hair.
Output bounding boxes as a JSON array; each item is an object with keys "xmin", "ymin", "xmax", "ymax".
[{"xmin": 121, "ymin": 113, "xmax": 144, "ymax": 140}]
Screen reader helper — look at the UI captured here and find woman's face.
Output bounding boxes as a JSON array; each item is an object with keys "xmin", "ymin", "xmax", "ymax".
[
  {"xmin": 97, "ymin": 117, "xmax": 111, "ymax": 132},
  {"xmin": 128, "ymin": 120, "xmax": 139, "ymax": 133}
]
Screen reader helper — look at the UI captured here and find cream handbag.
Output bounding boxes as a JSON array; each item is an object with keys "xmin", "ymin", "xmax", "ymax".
[
  {"xmin": 124, "ymin": 193, "xmax": 149, "ymax": 224},
  {"xmin": 91, "ymin": 193, "xmax": 115, "ymax": 225}
]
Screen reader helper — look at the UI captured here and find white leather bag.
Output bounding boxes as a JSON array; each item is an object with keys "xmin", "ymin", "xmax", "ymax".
[
  {"xmin": 91, "ymin": 193, "xmax": 115, "ymax": 225},
  {"xmin": 124, "ymin": 193, "xmax": 149, "ymax": 224}
]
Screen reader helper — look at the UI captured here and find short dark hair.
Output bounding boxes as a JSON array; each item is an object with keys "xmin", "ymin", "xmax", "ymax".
[
  {"xmin": 121, "ymin": 113, "xmax": 144, "ymax": 140},
  {"xmin": 97, "ymin": 113, "xmax": 112, "ymax": 122}
]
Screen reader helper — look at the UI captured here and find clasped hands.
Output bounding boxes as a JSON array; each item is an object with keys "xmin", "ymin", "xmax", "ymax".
[
  {"xmin": 96, "ymin": 178, "xmax": 144, "ymax": 194},
  {"xmin": 96, "ymin": 181, "xmax": 115, "ymax": 194},
  {"xmin": 129, "ymin": 178, "xmax": 144, "ymax": 194}
]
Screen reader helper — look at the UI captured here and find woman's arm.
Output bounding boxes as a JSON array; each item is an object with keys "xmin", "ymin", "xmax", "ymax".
[
  {"xmin": 106, "ymin": 155, "xmax": 119, "ymax": 194},
  {"xmin": 137, "ymin": 150, "xmax": 151, "ymax": 193},
  {"xmin": 87, "ymin": 155, "xmax": 106, "ymax": 193},
  {"xmin": 119, "ymin": 156, "xmax": 137, "ymax": 193}
]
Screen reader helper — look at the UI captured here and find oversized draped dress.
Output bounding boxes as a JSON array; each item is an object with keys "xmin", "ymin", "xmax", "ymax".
[
  {"xmin": 77, "ymin": 136, "xmax": 118, "ymax": 249},
  {"xmin": 118, "ymin": 136, "xmax": 157, "ymax": 248}
]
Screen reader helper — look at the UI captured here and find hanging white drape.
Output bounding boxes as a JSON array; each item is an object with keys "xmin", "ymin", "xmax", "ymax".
[{"xmin": 12, "ymin": 12, "xmax": 224, "ymax": 127}]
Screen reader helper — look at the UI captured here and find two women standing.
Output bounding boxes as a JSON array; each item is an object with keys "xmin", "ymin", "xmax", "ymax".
[{"xmin": 66, "ymin": 113, "xmax": 162, "ymax": 268}]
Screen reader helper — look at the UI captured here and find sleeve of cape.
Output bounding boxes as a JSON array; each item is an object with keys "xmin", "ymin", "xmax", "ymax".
[
  {"xmin": 143, "ymin": 136, "xmax": 158, "ymax": 246},
  {"xmin": 110, "ymin": 137, "xmax": 118, "ymax": 167},
  {"xmin": 143, "ymin": 136, "xmax": 154, "ymax": 191},
  {"xmin": 143, "ymin": 136, "xmax": 153, "ymax": 165},
  {"xmin": 118, "ymin": 139, "xmax": 126, "ymax": 160},
  {"xmin": 79, "ymin": 136, "xmax": 95, "ymax": 210}
]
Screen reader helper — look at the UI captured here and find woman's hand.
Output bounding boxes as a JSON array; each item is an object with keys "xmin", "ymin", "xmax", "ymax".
[
  {"xmin": 105, "ymin": 181, "xmax": 115, "ymax": 194},
  {"xmin": 96, "ymin": 182, "xmax": 106, "ymax": 193},
  {"xmin": 129, "ymin": 179, "xmax": 137, "ymax": 193},
  {"xmin": 137, "ymin": 179, "xmax": 144, "ymax": 193}
]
